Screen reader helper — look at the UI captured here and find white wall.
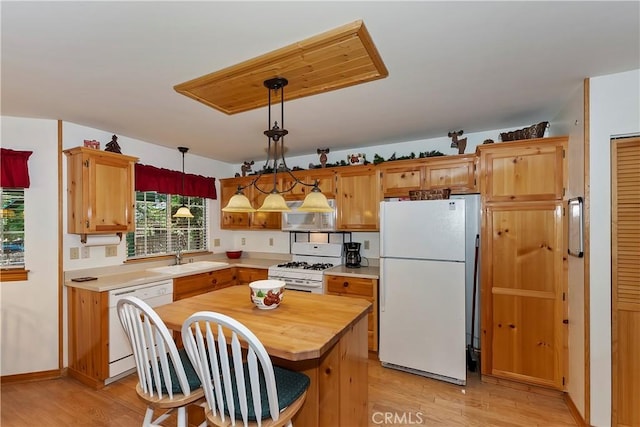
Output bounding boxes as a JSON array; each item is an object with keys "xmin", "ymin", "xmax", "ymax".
[
  {"xmin": 1, "ymin": 117, "xmax": 59, "ymax": 375},
  {"xmin": 551, "ymin": 82, "xmax": 586, "ymax": 417},
  {"xmin": 589, "ymin": 69, "xmax": 640, "ymax": 426},
  {"xmin": 61, "ymin": 122, "xmax": 236, "ymax": 270}
]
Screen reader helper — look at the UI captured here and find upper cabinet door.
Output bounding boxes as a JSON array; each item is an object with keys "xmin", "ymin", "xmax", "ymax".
[
  {"xmin": 423, "ymin": 154, "xmax": 477, "ymax": 194},
  {"xmin": 65, "ymin": 147, "xmax": 138, "ymax": 234},
  {"xmin": 379, "ymin": 160, "xmax": 423, "ymax": 198},
  {"xmin": 282, "ymin": 169, "xmax": 337, "ymax": 200},
  {"xmin": 336, "ymin": 165, "xmax": 380, "ymax": 230},
  {"xmin": 477, "ymin": 137, "xmax": 567, "ymax": 202}
]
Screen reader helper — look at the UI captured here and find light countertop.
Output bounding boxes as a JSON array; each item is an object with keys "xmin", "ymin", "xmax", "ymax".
[
  {"xmin": 324, "ymin": 265, "xmax": 380, "ymax": 279},
  {"xmin": 65, "ymin": 255, "xmax": 380, "ymax": 292}
]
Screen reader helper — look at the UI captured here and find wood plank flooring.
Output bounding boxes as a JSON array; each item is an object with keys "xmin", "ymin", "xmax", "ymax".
[{"xmin": 1, "ymin": 360, "xmax": 576, "ymax": 426}]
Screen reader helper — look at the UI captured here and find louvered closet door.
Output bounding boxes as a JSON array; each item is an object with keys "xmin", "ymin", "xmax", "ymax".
[{"xmin": 612, "ymin": 136, "xmax": 640, "ymax": 427}]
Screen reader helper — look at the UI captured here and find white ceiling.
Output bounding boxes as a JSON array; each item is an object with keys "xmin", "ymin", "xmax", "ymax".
[{"xmin": 2, "ymin": 1, "xmax": 639, "ymax": 164}]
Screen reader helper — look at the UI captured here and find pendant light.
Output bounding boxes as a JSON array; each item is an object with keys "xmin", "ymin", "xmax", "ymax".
[
  {"xmin": 222, "ymin": 77, "xmax": 334, "ymax": 213},
  {"xmin": 173, "ymin": 146, "xmax": 194, "ymax": 218}
]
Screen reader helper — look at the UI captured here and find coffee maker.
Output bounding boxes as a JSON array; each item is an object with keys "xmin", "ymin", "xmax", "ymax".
[{"xmin": 343, "ymin": 242, "xmax": 362, "ymax": 268}]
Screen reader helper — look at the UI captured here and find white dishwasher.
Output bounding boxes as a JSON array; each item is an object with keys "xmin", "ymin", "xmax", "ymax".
[{"xmin": 107, "ymin": 279, "xmax": 173, "ymax": 383}]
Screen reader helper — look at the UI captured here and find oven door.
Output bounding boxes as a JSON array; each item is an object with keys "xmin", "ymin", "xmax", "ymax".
[{"xmin": 268, "ymin": 274, "xmax": 324, "ymax": 294}]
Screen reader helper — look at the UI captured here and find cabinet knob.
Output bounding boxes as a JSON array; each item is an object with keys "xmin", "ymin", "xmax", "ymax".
[
  {"xmin": 212, "ymin": 279, "xmax": 217, "ymax": 284},
  {"xmin": 343, "ymin": 281, "xmax": 349, "ymax": 287}
]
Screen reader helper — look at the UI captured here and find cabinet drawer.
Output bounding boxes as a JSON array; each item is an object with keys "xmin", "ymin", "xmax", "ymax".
[
  {"xmin": 174, "ymin": 268, "xmax": 237, "ymax": 300},
  {"xmin": 325, "ymin": 276, "xmax": 374, "ymax": 297},
  {"xmin": 236, "ymin": 267, "xmax": 268, "ymax": 285}
]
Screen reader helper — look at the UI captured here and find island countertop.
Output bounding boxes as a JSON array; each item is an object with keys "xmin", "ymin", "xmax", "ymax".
[{"xmin": 154, "ymin": 285, "xmax": 372, "ymax": 361}]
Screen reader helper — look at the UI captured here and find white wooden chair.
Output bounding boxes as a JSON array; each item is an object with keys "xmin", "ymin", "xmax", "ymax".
[
  {"xmin": 181, "ymin": 311, "xmax": 310, "ymax": 427},
  {"xmin": 117, "ymin": 296, "xmax": 206, "ymax": 427}
]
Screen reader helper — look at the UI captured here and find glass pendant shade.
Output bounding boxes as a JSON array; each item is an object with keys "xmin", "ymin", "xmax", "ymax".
[
  {"xmin": 222, "ymin": 192, "xmax": 256, "ymax": 212},
  {"xmin": 174, "ymin": 205, "xmax": 194, "ymax": 218},
  {"xmin": 257, "ymin": 192, "xmax": 290, "ymax": 212},
  {"xmin": 298, "ymin": 188, "xmax": 333, "ymax": 212}
]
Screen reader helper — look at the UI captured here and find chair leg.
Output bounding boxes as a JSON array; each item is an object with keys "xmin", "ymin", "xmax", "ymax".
[
  {"xmin": 143, "ymin": 407, "xmax": 154, "ymax": 427},
  {"xmin": 177, "ymin": 407, "xmax": 186, "ymax": 427}
]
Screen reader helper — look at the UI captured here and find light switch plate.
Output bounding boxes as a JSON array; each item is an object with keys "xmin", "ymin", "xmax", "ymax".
[
  {"xmin": 105, "ymin": 245, "xmax": 117, "ymax": 257},
  {"xmin": 81, "ymin": 247, "xmax": 90, "ymax": 259},
  {"xmin": 214, "ymin": 238, "xmax": 221, "ymax": 247},
  {"xmin": 70, "ymin": 247, "xmax": 79, "ymax": 260},
  {"xmin": 364, "ymin": 240, "xmax": 370, "ymax": 250}
]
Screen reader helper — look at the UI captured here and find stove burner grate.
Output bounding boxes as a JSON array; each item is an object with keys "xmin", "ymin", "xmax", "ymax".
[{"xmin": 275, "ymin": 261, "xmax": 334, "ymax": 271}]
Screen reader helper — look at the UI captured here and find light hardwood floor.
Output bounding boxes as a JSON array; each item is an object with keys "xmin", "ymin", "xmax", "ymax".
[{"xmin": 1, "ymin": 360, "xmax": 576, "ymax": 426}]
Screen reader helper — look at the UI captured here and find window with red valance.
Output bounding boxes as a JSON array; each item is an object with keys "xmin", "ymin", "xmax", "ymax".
[
  {"xmin": 134, "ymin": 163, "xmax": 217, "ymax": 199},
  {"xmin": 1, "ymin": 148, "xmax": 33, "ymax": 188}
]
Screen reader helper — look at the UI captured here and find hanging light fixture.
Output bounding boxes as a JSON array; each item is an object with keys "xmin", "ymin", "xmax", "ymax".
[
  {"xmin": 222, "ymin": 77, "xmax": 334, "ymax": 213},
  {"xmin": 173, "ymin": 146, "xmax": 194, "ymax": 218}
]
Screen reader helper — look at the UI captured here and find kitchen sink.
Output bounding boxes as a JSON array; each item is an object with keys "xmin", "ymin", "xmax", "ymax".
[{"xmin": 146, "ymin": 261, "xmax": 229, "ymax": 275}]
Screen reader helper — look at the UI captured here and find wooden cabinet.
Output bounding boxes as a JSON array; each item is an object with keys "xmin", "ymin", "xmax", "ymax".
[
  {"xmin": 378, "ymin": 160, "xmax": 423, "ymax": 197},
  {"xmin": 67, "ymin": 286, "xmax": 109, "ymax": 388},
  {"xmin": 478, "ymin": 136, "xmax": 568, "ymax": 390},
  {"xmin": 379, "ymin": 155, "xmax": 477, "ymax": 198},
  {"xmin": 219, "ymin": 176, "xmax": 281, "ymax": 230},
  {"xmin": 249, "ymin": 175, "xmax": 282, "ymax": 230},
  {"xmin": 423, "ymin": 154, "xmax": 476, "ymax": 193},
  {"xmin": 173, "ymin": 268, "xmax": 237, "ymax": 301},
  {"xmin": 220, "ymin": 177, "xmax": 251, "ymax": 229},
  {"xmin": 336, "ymin": 165, "xmax": 380, "ymax": 230},
  {"xmin": 64, "ymin": 147, "xmax": 138, "ymax": 235},
  {"xmin": 477, "ymin": 137, "xmax": 565, "ymax": 202},
  {"xmin": 325, "ymin": 275, "xmax": 378, "ymax": 352},
  {"xmin": 282, "ymin": 168, "xmax": 337, "ymax": 200},
  {"xmin": 236, "ymin": 267, "xmax": 268, "ymax": 286}
]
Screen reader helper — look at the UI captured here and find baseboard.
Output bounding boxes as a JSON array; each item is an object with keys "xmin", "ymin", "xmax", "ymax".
[
  {"xmin": 481, "ymin": 374, "xmax": 564, "ymax": 398},
  {"xmin": 564, "ymin": 393, "xmax": 589, "ymax": 426},
  {"xmin": 1, "ymin": 368, "xmax": 62, "ymax": 384}
]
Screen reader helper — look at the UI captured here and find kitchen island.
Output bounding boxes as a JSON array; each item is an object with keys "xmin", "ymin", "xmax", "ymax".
[{"xmin": 154, "ymin": 285, "xmax": 371, "ymax": 427}]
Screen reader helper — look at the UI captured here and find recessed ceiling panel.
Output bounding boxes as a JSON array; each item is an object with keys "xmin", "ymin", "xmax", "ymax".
[{"xmin": 174, "ymin": 20, "xmax": 388, "ymax": 115}]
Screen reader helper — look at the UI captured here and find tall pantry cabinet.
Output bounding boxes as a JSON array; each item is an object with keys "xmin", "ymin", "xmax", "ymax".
[{"xmin": 477, "ymin": 136, "xmax": 568, "ymax": 390}]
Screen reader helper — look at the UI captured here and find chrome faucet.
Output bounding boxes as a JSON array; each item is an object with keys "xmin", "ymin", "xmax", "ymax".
[{"xmin": 175, "ymin": 249, "xmax": 183, "ymax": 265}]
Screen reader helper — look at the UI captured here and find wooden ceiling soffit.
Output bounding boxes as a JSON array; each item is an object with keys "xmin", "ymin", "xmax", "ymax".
[{"xmin": 174, "ymin": 20, "xmax": 388, "ymax": 115}]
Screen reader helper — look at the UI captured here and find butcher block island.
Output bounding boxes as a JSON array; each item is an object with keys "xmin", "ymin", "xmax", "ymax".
[{"xmin": 154, "ymin": 285, "xmax": 371, "ymax": 427}]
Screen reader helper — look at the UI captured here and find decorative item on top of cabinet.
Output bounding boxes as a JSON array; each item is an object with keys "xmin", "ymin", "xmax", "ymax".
[
  {"xmin": 64, "ymin": 147, "xmax": 138, "ymax": 235},
  {"xmin": 173, "ymin": 268, "xmax": 237, "ymax": 301},
  {"xmin": 104, "ymin": 135, "xmax": 122, "ymax": 154},
  {"xmin": 335, "ymin": 165, "xmax": 380, "ymax": 231},
  {"xmin": 448, "ymin": 130, "xmax": 467, "ymax": 154},
  {"xmin": 325, "ymin": 275, "xmax": 378, "ymax": 352}
]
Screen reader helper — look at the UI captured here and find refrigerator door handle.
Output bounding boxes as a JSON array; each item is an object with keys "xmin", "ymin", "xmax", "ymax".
[
  {"xmin": 379, "ymin": 201, "xmax": 385, "ymax": 257},
  {"xmin": 379, "ymin": 262, "xmax": 385, "ymax": 312}
]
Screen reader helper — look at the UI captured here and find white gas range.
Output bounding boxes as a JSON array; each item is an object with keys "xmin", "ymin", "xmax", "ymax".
[{"xmin": 267, "ymin": 242, "xmax": 343, "ymax": 294}]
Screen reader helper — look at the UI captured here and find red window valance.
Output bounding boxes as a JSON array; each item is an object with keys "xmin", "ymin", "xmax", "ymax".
[
  {"xmin": 1, "ymin": 148, "xmax": 33, "ymax": 188},
  {"xmin": 135, "ymin": 163, "xmax": 217, "ymax": 199}
]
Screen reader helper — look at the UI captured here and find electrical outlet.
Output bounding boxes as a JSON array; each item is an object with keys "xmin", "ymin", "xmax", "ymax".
[
  {"xmin": 241, "ymin": 237, "xmax": 246, "ymax": 246},
  {"xmin": 269, "ymin": 237, "xmax": 274, "ymax": 246},
  {"xmin": 364, "ymin": 240, "xmax": 370, "ymax": 250},
  {"xmin": 70, "ymin": 247, "xmax": 79, "ymax": 260},
  {"xmin": 214, "ymin": 238, "xmax": 221, "ymax": 247},
  {"xmin": 105, "ymin": 245, "xmax": 117, "ymax": 257},
  {"xmin": 81, "ymin": 247, "xmax": 90, "ymax": 259}
]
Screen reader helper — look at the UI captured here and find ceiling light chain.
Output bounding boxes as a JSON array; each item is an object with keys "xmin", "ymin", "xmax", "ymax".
[{"xmin": 222, "ymin": 78, "xmax": 334, "ymax": 213}]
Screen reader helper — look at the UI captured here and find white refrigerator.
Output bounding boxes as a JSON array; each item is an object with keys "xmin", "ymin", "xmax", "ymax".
[{"xmin": 379, "ymin": 198, "xmax": 476, "ymax": 385}]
